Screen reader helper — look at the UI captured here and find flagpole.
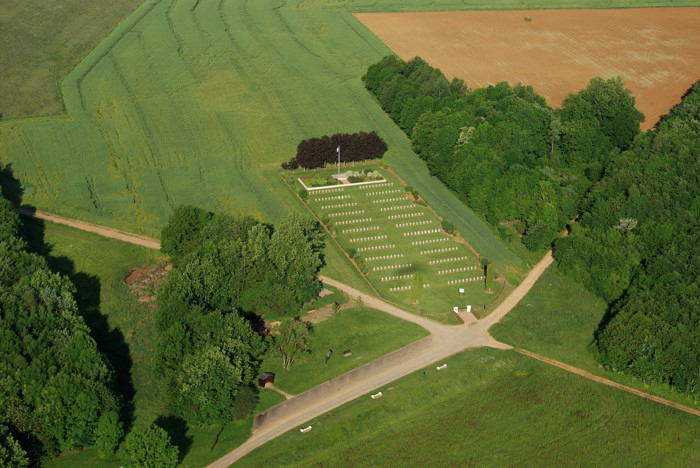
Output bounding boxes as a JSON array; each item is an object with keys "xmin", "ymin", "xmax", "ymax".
[{"xmin": 337, "ymin": 145, "xmax": 341, "ymax": 177}]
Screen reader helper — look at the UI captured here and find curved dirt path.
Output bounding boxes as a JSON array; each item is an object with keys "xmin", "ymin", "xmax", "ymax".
[{"xmin": 16, "ymin": 207, "xmax": 161, "ymax": 250}]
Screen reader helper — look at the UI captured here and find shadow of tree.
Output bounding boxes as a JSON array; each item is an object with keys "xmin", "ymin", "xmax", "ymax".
[
  {"xmin": 154, "ymin": 415, "xmax": 193, "ymax": 463},
  {"xmin": 1, "ymin": 166, "xmax": 138, "ymax": 437}
]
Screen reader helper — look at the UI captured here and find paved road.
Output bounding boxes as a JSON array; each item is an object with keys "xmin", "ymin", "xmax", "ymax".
[{"xmin": 207, "ymin": 251, "xmax": 555, "ymax": 467}]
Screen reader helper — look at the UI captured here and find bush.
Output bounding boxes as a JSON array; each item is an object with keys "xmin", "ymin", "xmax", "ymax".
[
  {"xmin": 347, "ymin": 247, "xmax": 357, "ymax": 258},
  {"xmin": 441, "ymin": 219, "xmax": 455, "ymax": 234},
  {"xmin": 124, "ymin": 424, "xmax": 178, "ymax": 468},
  {"xmin": 348, "ymin": 176, "xmax": 362, "ymax": 183},
  {"xmin": 298, "ymin": 188, "xmax": 308, "ymax": 200}
]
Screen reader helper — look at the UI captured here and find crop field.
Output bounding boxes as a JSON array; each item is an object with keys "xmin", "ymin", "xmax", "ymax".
[
  {"xmin": 298, "ymin": 167, "xmax": 500, "ymax": 319},
  {"xmin": 237, "ymin": 347, "xmax": 700, "ymax": 467},
  {"xmin": 0, "ymin": 0, "xmax": 525, "ymax": 279},
  {"xmin": 356, "ymin": 8, "xmax": 700, "ymax": 130}
]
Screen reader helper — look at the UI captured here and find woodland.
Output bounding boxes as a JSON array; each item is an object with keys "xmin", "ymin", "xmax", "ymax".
[
  {"xmin": 364, "ymin": 55, "xmax": 699, "ymax": 395},
  {"xmin": 156, "ymin": 206, "xmax": 325, "ymax": 425}
]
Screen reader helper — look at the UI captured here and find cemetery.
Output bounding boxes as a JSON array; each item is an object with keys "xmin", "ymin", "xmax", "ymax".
[{"xmin": 295, "ymin": 165, "xmax": 499, "ymax": 317}]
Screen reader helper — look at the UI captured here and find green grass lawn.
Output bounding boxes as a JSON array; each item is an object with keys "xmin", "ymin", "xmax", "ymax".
[
  {"xmin": 490, "ymin": 265, "xmax": 700, "ymax": 410},
  {"xmin": 237, "ymin": 347, "xmax": 700, "ymax": 467},
  {"xmin": 260, "ymin": 306, "xmax": 428, "ymax": 395},
  {"xmin": 295, "ymin": 165, "xmax": 498, "ymax": 320}
]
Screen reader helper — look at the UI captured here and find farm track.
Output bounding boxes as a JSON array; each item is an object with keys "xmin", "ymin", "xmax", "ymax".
[{"xmin": 16, "ymin": 207, "xmax": 161, "ymax": 250}]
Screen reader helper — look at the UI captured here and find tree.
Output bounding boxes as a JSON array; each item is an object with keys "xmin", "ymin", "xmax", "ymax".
[
  {"xmin": 95, "ymin": 411, "xmax": 123, "ymax": 459},
  {"xmin": 273, "ymin": 319, "xmax": 312, "ymax": 370},
  {"xmin": 160, "ymin": 205, "xmax": 213, "ymax": 258},
  {"xmin": 124, "ymin": 424, "xmax": 178, "ymax": 468},
  {"xmin": 485, "ymin": 263, "xmax": 494, "ymax": 292},
  {"xmin": 0, "ymin": 425, "xmax": 28, "ymax": 468}
]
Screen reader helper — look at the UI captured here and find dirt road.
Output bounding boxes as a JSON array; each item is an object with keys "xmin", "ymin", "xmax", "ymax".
[{"xmin": 16, "ymin": 207, "xmax": 161, "ymax": 250}]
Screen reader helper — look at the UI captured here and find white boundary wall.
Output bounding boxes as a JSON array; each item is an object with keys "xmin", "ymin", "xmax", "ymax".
[{"xmin": 299, "ymin": 177, "xmax": 388, "ymax": 191}]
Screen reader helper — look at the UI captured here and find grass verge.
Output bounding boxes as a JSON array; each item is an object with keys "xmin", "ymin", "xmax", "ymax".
[{"xmin": 237, "ymin": 347, "xmax": 700, "ymax": 467}]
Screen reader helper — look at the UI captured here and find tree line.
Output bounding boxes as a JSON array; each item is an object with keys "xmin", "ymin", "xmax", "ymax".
[
  {"xmin": 364, "ymin": 55, "xmax": 699, "ymax": 396},
  {"xmin": 363, "ymin": 55, "xmax": 643, "ymax": 251},
  {"xmin": 281, "ymin": 131, "xmax": 388, "ymax": 170},
  {"xmin": 155, "ymin": 206, "xmax": 325, "ymax": 424},
  {"xmin": 0, "ymin": 195, "xmax": 121, "ymax": 465},
  {"xmin": 555, "ymin": 81, "xmax": 700, "ymax": 393}
]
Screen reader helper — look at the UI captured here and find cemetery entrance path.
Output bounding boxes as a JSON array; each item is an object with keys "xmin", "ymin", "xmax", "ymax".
[{"xmin": 207, "ymin": 252, "xmax": 555, "ymax": 467}]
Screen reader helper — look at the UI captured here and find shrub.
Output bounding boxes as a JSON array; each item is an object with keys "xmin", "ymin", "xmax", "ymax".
[
  {"xmin": 124, "ymin": 424, "xmax": 178, "ymax": 468},
  {"xmin": 298, "ymin": 188, "xmax": 308, "ymax": 200},
  {"xmin": 441, "ymin": 219, "xmax": 455, "ymax": 234},
  {"xmin": 347, "ymin": 247, "xmax": 357, "ymax": 258}
]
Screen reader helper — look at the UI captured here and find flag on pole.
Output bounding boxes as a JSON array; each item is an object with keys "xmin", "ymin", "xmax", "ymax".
[{"xmin": 336, "ymin": 146, "xmax": 340, "ymax": 153}]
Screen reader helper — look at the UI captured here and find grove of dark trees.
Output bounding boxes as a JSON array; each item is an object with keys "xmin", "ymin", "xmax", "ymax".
[
  {"xmin": 0, "ymin": 194, "xmax": 122, "ymax": 464},
  {"xmin": 364, "ymin": 55, "xmax": 699, "ymax": 396},
  {"xmin": 155, "ymin": 206, "xmax": 325, "ymax": 424},
  {"xmin": 281, "ymin": 131, "xmax": 388, "ymax": 170}
]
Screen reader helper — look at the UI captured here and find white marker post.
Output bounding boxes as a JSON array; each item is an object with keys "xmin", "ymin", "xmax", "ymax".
[{"xmin": 336, "ymin": 145, "xmax": 341, "ymax": 177}]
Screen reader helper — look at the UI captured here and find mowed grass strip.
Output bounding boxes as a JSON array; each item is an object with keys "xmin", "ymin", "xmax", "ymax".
[
  {"xmin": 237, "ymin": 347, "xmax": 700, "ymax": 467},
  {"xmin": 304, "ymin": 168, "xmax": 496, "ymax": 318}
]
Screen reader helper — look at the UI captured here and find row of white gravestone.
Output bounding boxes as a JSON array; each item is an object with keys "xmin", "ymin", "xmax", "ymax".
[
  {"xmin": 365, "ymin": 253, "xmax": 404, "ymax": 261},
  {"xmin": 357, "ymin": 244, "xmax": 396, "ymax": 252},
  {"xmin": 328, "ymin": 210, "xmax": 365, "ymax": 217},
  {"xmin": 342, "ymin": 225, "xmax": 380, "ymax": 233},
  {"xmin": 387, "ymin": 212, "xmax": 422, "ymax": 219},
  {"xmin": 365, "ymin": 189, "xmax": 401, "ymax": 197},
  {"xmin": 372, "ymin": 263, "xmax": 411, "ymax": 271},
  {"xmin": 403, "ymin": 228, "xmax": 441, "ymax": 237},
  {"xmin": 389, "ymin": 284, "xmax": 431, "ymax": 292},
  {"xmin": 437, "ymin": 266, "xmax": 478, "ymax": 275},
  {"xmin": 314, "ymin": 194, "xmax": 349, "ymax": 202},
  {"xmin": 314, "ymin": 186, "xmax": 344, "ymax": 193},
  {"xmin": 372, "ymin": 197, "xmax": 406, "ymax": 204},
  {"xmin": 336, "ymin": 218, "xmax": 372, "ymax": 225},
  {"xmin": 359, "ymin": 182, "xmax": 391, "ymax": 190},
  {"xmin": 381, "ymin": 274, "xmax": 413, "ymax": 282},
  {"xmin": 321, "ymin": 202, "xmax": 357, "ymax": 210},
  {"xmin": 412, "ymin": 238, "xmax": 448, "ymax": 246},
  {"xmin": 420, "ymin": 246, "xmax": 459, "ymax": 255},
  {"xmin": 396, "ymin": 220, "xmax": 431, "ymax": 228},
  {"xmin": 349, "ymin": 235, "xmax": 387, "ymax": 243},
  {"xmin": 447, "ymin": 276, "xmax": 485, "ymax": 285},
  {"xmin": 379, "ymin": 204, "xmax": 416, "ymax": 212},
  {"xmin": 429, "ymin": 255, "xmax": 469, "ymax": 265}
]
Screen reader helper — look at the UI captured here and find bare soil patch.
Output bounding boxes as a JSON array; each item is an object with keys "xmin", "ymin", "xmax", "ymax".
[
  {"xmin": 124, "ymin": 262, "xmax": 171, "ymax": 307},
  {"xmin": 356, "ymin": 8, "xmax": 700, "ymax": 130}
]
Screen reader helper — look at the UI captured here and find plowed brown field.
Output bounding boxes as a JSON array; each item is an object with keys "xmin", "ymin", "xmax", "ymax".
[{"xmin": 356, "ymin": 8, "xmax": 700, "ymax": 129}]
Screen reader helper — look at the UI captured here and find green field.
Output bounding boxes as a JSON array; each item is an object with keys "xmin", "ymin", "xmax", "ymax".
[
  {"xmin": 490, "ymin": 265, "xmax": 700, "ymax": 409},
  {"xmin": 237, "ymin": 347, "xmax": 700, "ymax": 467},
  {"xmin": 294, "ymin": 166, "xmax": 502, "ymax": 319},
  {"xmin": 0, "ymin": 0, "xmax": 526, "ymax": 282}
]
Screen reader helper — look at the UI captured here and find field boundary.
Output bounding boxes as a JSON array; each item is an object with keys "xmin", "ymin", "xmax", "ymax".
[{"xmin": 515, "ymin": 348, "xmax": 700, "ymax": 418}]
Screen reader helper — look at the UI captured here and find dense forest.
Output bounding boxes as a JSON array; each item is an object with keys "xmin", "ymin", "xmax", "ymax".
[
  {"xmin": 155, "ymin": 206, "xmax": 325, "ymax": 424},
  {"xmin": 364, "ymin": 55, "xmax": 699, "ymax": 396},
  {"xmin": 0, "ymin": 195, "xmax": 122, "ymax": 464},
  {"xmin": 556, "ymin": 82, "xmax": 700, "ymax": 393},
  {"xmin": 363, "ymin": 56, "xmax": 643, "ymax": 251}
]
